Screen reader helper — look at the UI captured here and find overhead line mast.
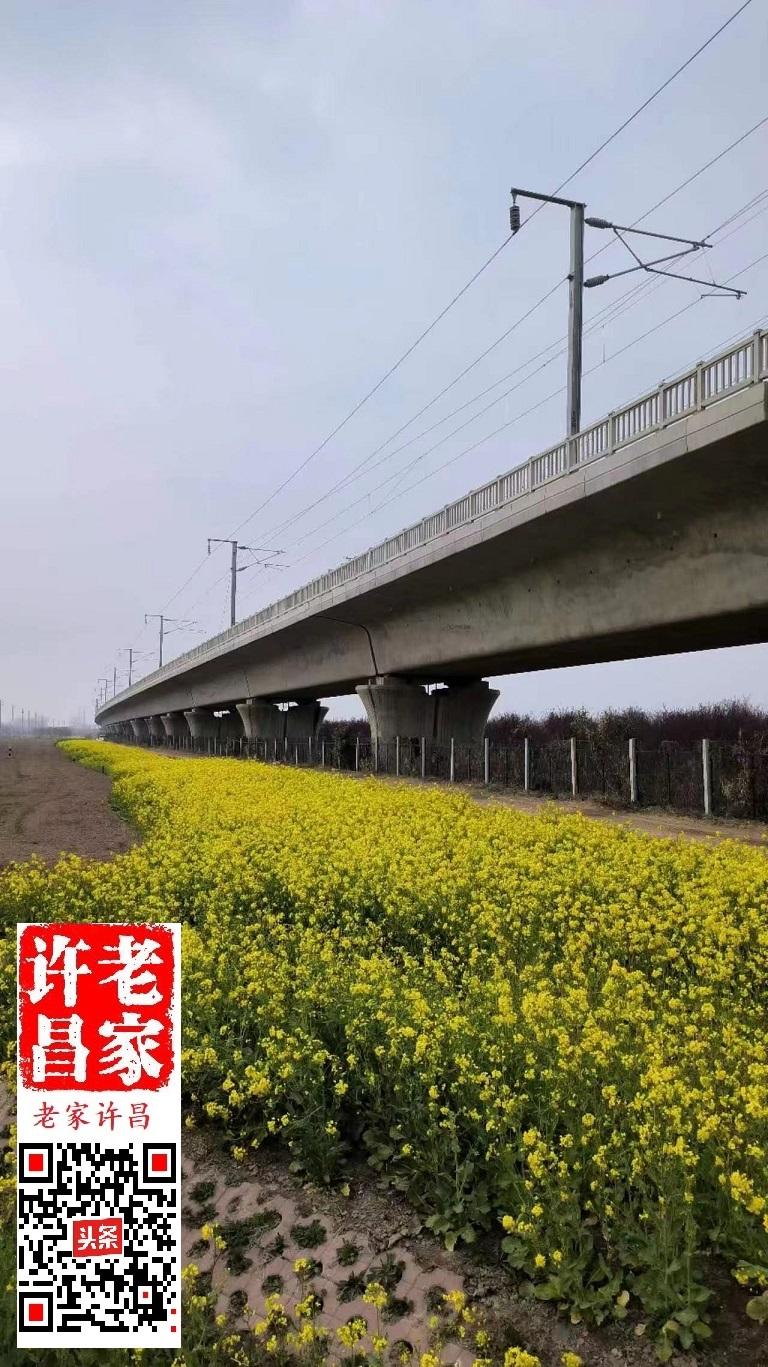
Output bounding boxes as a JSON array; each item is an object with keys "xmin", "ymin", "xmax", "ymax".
[{"xmin": 508, "ymin": 187, "xmax": 744, "ymax": 440}]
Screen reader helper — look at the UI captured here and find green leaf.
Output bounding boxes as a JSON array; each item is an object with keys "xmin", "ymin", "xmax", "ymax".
[
  {"xmin": 675, "ymin": 1307, "xmax": 698, "ymax": 1326},
  {"xmin": 746, "ymin": 1293, "xmax": 768, "ymax": 1323}
]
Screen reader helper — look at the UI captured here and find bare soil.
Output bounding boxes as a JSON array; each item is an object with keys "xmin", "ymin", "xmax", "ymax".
[{"xmin": 0, "ymin": 738, "xmax": 135, "ymax": 869}]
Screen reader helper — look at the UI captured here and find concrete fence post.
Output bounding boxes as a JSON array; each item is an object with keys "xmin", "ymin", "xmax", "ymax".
[
  {"xmin": 421, "ymin": 737, "xmax": 426, "ymax": 780},
  {"xmin": 629, "ymin": 737, "xmax": 638, "ymax": 804},
  {"xmin": 308, "ymin": 736, "xmax": 313, "ymax": 765},
  {"xmin": 395, "ymin": 735, "xmax": 400, "ymax": 777},
  {"xmin": 484, "ymin": 736, "xmax": 490, "ymax": 785},
  {"xmin": 374, "ymin": 737, "xmax": 379, "ymax": 773},
  {"xmin": 702, "ymin": 738, "xmax": 712, "ymax": 816},
  {"xmin": 570, "ymin": 736, "xmax": 578, "ymax": 796},
  {"xmin": 355, "ymin": 736, "xmax": 360, "ymax": 771},
  {"xmin": 321, "ymin": 740, "xmax": 326, "ymax": 767},
  {"xmin": 294, "ymin": 743, "xmax": 298, "ymax": 766},
  {"xmin": 283, "ymin": 735, "xmax": 288, "ymax": 761},
  {"xmin": 524, "ymin": 737, "xmax": 531, "ymax": 792},
  {"xmin": 449, "ymin": 737, "xmax": 455, "ymax": 784}
]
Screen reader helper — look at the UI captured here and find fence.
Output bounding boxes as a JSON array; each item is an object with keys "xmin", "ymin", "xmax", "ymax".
[{"xmin": 125, "ymin": 732, "xmax": 768, "ymax": 820}]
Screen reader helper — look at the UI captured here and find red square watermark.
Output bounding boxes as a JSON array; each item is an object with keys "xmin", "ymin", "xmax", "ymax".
[{"xmin": 17, "ymin": 923, "xmax": 175, "ymax": 1092}]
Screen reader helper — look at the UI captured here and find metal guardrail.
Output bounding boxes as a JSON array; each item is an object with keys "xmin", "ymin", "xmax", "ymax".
[{"xmin": 101, "ymin": 327, "xmax": 768, "ymax": 711}]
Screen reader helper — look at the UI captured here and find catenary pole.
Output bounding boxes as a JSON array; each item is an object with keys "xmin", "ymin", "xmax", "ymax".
[{"xmin": 568, "ymin": 203, "xmax": 585, "ymax": 436}]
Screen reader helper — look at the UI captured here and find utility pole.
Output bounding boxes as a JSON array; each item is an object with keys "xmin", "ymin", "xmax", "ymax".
[
  {"xmin": 510, "ymin": 187, "xmax": 586, "ymax": 436},
  {"xmin": 144, "ymin": 614, "xmax": 167, "ymax": 669},
  {"xmin": 144, "ymin": 615, "xmax": 194, "ymax": 669},
  {"xmin": 207, "ymin": 539, "xmax": 284, "ymax": 627},
  {"xmin": 113, "ymin": 666, "xmax": 117, "ymax": 697},
  {"xmin": 568, "ymin": 202, "xmax": 584, "ymax": 437},
  {"xmin": 508, "ymin": 188, "xmax": 741, "ymax": 442},
  {"xmin": 98, "ymin": 679, "xmax": 109, "ymax": 706},
  {"xmin": 118, "ymin": 646, "xmax": 137, "ymax": 688}
]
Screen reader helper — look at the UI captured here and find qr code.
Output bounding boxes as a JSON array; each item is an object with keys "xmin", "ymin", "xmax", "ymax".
[{"xmin": 18, "ymin": 1142, "xmax": 179, "ymax": 1335}]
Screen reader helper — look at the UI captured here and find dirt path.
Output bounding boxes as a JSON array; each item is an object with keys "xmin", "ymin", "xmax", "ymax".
[
  {"xmin": 355, "ymin": 770, "xmax": 768, "ymax": 846},
  {"xmin": 466, "ymin": 783, "xmax": 768, "ymax": 846},
  {"xmin": 0, "ymin": 738, "xmax": 135, "ymax": 868}
]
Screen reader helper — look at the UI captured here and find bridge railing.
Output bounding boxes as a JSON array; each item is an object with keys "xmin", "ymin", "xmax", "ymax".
[{"xmin": 102, "ymin": 326, "xmax": 768, "ymax": 711}]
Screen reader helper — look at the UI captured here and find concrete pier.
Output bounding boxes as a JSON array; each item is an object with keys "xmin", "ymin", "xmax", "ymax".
[
  {"xmin": 236, "ymin": 699, "xmax": 285, "ymax": 740},
  {"xmin": 285, "ymin": 701, "xmax": 328, "ymax": 740},
  {"xmin": 433, "ymin": 680, "xmax": 500, "ymax": 745},
  {"xmin": 147, "ymin": 716, "xmax": 166, "ymax": 742},
  {"xmin": 356, "ymin": 676, "xmax": 434, "ymax": 743},
  {"xmin": 130, "ymin": 718, "xmax": 150, "ymax": 742},
  {"xmin": 183, "ymin": 708, "xmax": 219, "ymax": 741},
  {"xmin": 161, "ymin": 712, "xmax": 189, "ymax": 741}
]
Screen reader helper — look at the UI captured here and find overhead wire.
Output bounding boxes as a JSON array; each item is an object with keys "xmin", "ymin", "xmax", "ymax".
[
  {"xmin": 184, "ymin": 194, "xmax": 766, "ymax": 644},
  {"xmin": 237, "ymin": 117, "xmax": 768, "ymax": 558},
  {"xmin": 238, "ymin": 186, "xmax": 768, "ymax": 576},
  {"xmin": 236, "ymin": 246, "xmax": 768, "ymax": 616},
  {"xmin": 149, "ymin": 0, "xmax": 757, "ymax": 630}
]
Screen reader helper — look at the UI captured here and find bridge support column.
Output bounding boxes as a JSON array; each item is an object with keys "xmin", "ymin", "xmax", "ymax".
[
  {"xmin": 236, "ymin": 699, "xmax": 285, "ymax": 740},
  {"xmin": 285, "ymin": 701, "xmax": 328, "ymax": 740},
  {"xmin": 161, "ymin": 712, "xmax": 189, "ymax": 741},
  {"xmin": 356, "ymin": 676, "xmax": 435, "ymax": 742},
  {"xmin": 147, "ymin": 716, "xmax": 166, "ymax": 743},
  {"xmin": 130, "ymin": 718, "xmax": 150, "ymax": 743},
  {"xmin": 433, "ymin": 680, "xmax": 500, "ymax": 745},
  {"xmin": 183, "ymin": 708, "xmax": 218, "ymax": 741}
]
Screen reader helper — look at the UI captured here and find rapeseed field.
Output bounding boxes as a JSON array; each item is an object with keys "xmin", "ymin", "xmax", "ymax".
[{"xmin": 1, "ymin": 740, "xmax": 767, "ymax": 1360}]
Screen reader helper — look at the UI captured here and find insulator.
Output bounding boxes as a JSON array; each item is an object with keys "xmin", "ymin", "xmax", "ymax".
[{"xmin": 509, "ymin": 202, "xmax": 521, "ymax": 234}]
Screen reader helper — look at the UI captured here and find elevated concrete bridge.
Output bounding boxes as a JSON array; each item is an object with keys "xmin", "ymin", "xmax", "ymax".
[{"xmin": 97, "ymin": 328, "xmax": 768, "ymax": 745}]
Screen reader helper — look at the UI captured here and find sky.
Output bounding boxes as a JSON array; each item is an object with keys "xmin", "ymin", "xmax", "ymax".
[{"xmin": 1, "ymin": 0, "xmax": 767, "ymax": 726}]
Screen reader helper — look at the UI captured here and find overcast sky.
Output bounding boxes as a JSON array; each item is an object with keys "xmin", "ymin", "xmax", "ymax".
[{"xmin": 1, "ymin": 0, "xmax": 767, "ymax": 726}]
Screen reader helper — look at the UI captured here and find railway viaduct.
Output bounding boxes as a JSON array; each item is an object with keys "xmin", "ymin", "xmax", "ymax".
[{"xmin": 96, "ymin": 329, "xmax": 768, "ymax": 746}]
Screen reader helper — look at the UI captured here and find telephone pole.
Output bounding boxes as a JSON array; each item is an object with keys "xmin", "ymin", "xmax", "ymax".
[{"xmin": 207, "ymin": 538, "xmax": 284, "ymax": 627}]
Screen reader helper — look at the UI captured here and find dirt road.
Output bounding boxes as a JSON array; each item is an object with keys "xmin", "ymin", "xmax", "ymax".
[
  {"xmin": 467, "ymin": 782, "xmax": 768, "ymax": 845},
  {"xmin": 0, "ymin": 739, "xmax": 135, "ymax": 868}
]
